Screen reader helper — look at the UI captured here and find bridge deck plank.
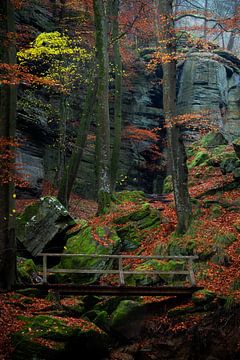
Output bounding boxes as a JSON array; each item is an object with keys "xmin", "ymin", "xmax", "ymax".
[{"xmin": 20, "ymin": 284, "xmax": 202, "ymax": 296}]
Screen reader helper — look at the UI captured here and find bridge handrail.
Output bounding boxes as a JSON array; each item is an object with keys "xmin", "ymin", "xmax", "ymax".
[{"xmin": 38, "ymin": 253, "xmax": 198, "ymax": 287}]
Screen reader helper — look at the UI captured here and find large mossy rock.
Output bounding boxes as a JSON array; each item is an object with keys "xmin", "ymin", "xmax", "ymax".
[
  {"xmin": 12, "ymin": 315, "xmax": 109, "ymax": 360},
  {"xmin": 16, "ymin": 197, "xmax": 76, "ymax": 257},
  {"xmin": 55, "ymin": 224, "xmax": 121, "ymax": 284},
  {"xmin": 114, "ymin": 203, "xmax": 161, "ymax": 250},
  {"xmin": 200, "ymin": 131, "xmax": 228, "ymax": 148},
  {"xmin": 125, "ymin": 259, "xmax": 186, "ymax": 286}
]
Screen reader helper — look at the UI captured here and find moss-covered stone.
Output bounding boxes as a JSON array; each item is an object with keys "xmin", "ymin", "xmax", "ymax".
[
  {"xmin": 167, "ymin": 304, "xmax": 195, "ymax": 317},
  {"xmin": 55, "ymin": 225, "xmax": 121, "ymax": 284},
  {"xmin": 110, "ymin": 300, "xmax": 141, "ymax": 329},
  {"xmin": 220, "ymin": 154, "xmax": 240, "ymax": 174},
  {"xmin": 209, "ymin": 204, "xmax": 222, "ymax": 218},
  {"xmin": 114, "ymin": 190, "xmax": 145, "ymax": 204},
  {"xmin": 167, "ymin": 238, "xmax": 196, "ymax": 256},
  {"xmin": 16, "ymin": 196, "xmax": 76, "ymax": 257},
  {"xmin": 214, "ymin": 232, "xmax": 237, "ymax": 247},
  {"xmin": 114, "ymin": 204, "xmax": 161, "ymax": 251},
  {"xmin": 114, "ymin": 203, "xmax": 151, "ymax": 224},
  {"xmin": 12, "ymin": 315, "xmax": 109, "ymax": 360},
  {"xmin": 125, "ymin": 259, "xmax": 186, "ymax": 286},
  {"xmin": 93, "ymin": 297, "xmax": 124, "ymax": 315},
  {"xmin": 211, "ymin": 246, "xmax": 232, "ymax": 266},
  {"xmin": 189, "ymin": 150, "xmax": 209, "ymax": 169},
  {"xmin": 84, "ymin": 310, "xmax": 110, "ymax": 330},
  {"xmin": 200, "ymin": 132, "xmax": 228, "ymax": 148},
  {"xmin": 17, "ymin": 258, "xmax": 38, "ymax": 284},
  {"xmin": 163, "ymin": 175, "xmax": 173, "ymax": 193},
  {"xmin": 192, "ymin": 289, "xmax": 216, "ymax": 305}
]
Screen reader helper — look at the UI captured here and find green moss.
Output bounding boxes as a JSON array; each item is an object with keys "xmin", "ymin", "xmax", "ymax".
[
  {"xmin": 17, "ymin": 258, "xmax": 38, "ymax": 284},
  {"xmin": 192, "ymin": 289, "xmax": 216, "ymax": 305},
  {"xmin": 163, "ymin": 175, "xmax": 173, "ymax": 193},
  {"xmin": 230, "ymin": 279, "xmax": 240, "ymax": 291},
  {"xmin": 189, "ymin": 150, "xmax": 209, "ymax": 169},
  {"xmin": 167, "ymin": 305, "xmax": 195, "ymax": 317},
  {"xmin": 110, "ymin": 300, "xmax": 141, "ymax": 328},
  {"xmin": 55, "ymin": 225, "xmax": 121, "ymax": 284},
  {"xmin": 13, "ymin": 314, "xmax": 108, "ymax": 359},
  {"xmin": 220, "ymin": 153, "xmax": 240, "ymax": 174},
  {"xmin": 114, "ymin": 203, "xmax": 151, "ymax": 224},
  {"xmin": 125, "ymin": 259, "xmax": 186, "ymax": 286},
  {"xmin": 167, "ymin": 238, "xmax": 196, "ymax": 256},
  {"xmin": 200, "ymin": 132, "xmax": 228, "ymax": 147},
  {"xmin": 211, "ymin": 247, "xmax": 231, "ymax": 266},
  {"xmin": 94, "ymin": 297, "xmax": 123, "ymax": 314},
  {"xmin": 209, "ymin": 204, "xmax": 222, "ymax": 218},
  {"xmin": 214, "ymin": 232, "xmax": 237, "ymax": 247},
  {"xmin": 114, "ymin": 190, "xmax": 145, "ymax": 204}
]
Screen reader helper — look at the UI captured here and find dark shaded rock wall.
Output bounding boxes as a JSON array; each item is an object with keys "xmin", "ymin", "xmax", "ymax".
[{"xmin": 15, "ymin": 4, "xmax": 240, "ymax": 199}]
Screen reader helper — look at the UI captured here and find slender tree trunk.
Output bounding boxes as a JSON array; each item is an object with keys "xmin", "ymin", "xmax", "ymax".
[
  {"xmin": 55, "ymin": 94, "xmax": 68, "ymax": 185},
  {"xmin": 203, "ymin": 0, "xmax": 209, "ymax": 40},
  {"xmin": 94, "ymin": 0, "xmax": 112, "ymax": 214},
  {"xmin": 160, "ymin": 0, "xmax": 192, "ymax": 234},
  {"xmin": 110, "ymin": 0, "xmax": 123, "ymax": 191},
  {"xmin": 227, "ymin": 30, "xmax": 237, "ymax": 51},
  {"xmin": 0, "ymin": 0, "xmax": 17, "ymax": 289},
  {"xmin": 57, "ymin": 81, "xmax": 97, "ymax": 207}
]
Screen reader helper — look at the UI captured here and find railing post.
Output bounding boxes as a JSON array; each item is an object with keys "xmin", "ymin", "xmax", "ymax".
[
  {"xmin": 43, "ymin": 254, "xmax": 47, "ymax": 284},
  {"xmin": 118, "ymin": 256, "xmax": 125, "ymax": 285},
  {"xmin": 188, "ymin": 257, "xmax": 196, "ymax": 287}
]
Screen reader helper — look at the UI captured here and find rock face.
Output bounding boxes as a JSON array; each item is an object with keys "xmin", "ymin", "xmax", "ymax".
[
  {"xmin": 177, "ymin": 51, "xmax": 240, "ymax": 141},
  {"xmin": 15, "ymin": 2, "xmax": 240, "ymax": 198},
  {"xmin": 16, "ymin": 197, "xmax": 75, "ymax": 257}
]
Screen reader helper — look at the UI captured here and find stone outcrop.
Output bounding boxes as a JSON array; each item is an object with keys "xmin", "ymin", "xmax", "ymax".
[
  {"xmin": 177, "ymin": 50, "xmax": 240, "ymax": 141},
  {"xmin": 16, "ymin": 196, "xmax": 75, "ymax": 257}
]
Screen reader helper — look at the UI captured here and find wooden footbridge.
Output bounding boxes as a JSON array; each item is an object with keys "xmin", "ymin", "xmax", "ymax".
[{"xmin": 26, "ymin": 253, "xmax": 202, "ymax": 296}]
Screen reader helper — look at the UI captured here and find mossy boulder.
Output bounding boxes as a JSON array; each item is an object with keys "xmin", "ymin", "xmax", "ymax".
[
  {"xmin": 214, "ymin": 232, "xmax": 237, "ymax": 247},
  {"xmin": 54, "ymin": 225, "xmax": 121, "ymax": 284},
  {"xmin": 220, "ymin": 154, "xmax": 240, "ymax": 174},
  {"xmin": 114, "ymin": 204, "xmax": 161, "ymax": 251},
  {"xmin": 211, "ymin": 248, "xmax": 231, "ymax": 266},
  {"xmin": 167, "ymin": 238, "xmax": 196, "ymax": 256},
  {"xmin": 233, "ymin": 137, "xmax": 240, "ymax": 159},
  {"xmin": 163, "ymin": 175, "xmax": 173, "ymax": 193},
  {"xmin": 17, "ymin": 258, "xmax": 39, "ymax": 284},
  {"xmin": 110, "ymin": 300, "xmax": 141, "ymax": 330},
  {"xmin": 125, "ymin": 259, "xmax": 186, "ymax": 286},
  {"xmin": 16, "ymin": 196, "xmax": 76, "ymax": 257},
  {"xmin": 167, "ymin": 304, "xmax": 195, "ymax": 317},
  {"xmin": 114, "ymin": 190, "xmax": 145, "ymax": 204},
  {"xmin": 189, "ymin": 150, "xmax": 209, "ymax": 169},
  {"xmin": 192, "ymin": 289, "xmax": 216, "ymax": 305},
  {"xmin": 84, "ymin": 310, "xmax": 110, "ymax": 331},
  {"xmin": 12, "ymin": 315, "xmax": 109, "ymax": 359},
  {"xmin": 93, "ymin": 297, "xmax": 124, "ymax": 315},
  {"xmin": 200, "ymin": 132, "xmax": 228, "ymax": 147}
]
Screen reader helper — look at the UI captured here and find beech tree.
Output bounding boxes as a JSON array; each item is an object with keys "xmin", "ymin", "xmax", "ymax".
[
  {"xmin": 0, "ymin": 0, "xmax": 17, "ymax": 289},
  {"xmin": 94, "ymin": 0, "xmax": 112, "ymax": 214},
  {"xmin": 109, "ymin": 0, "xmax": 123, "ymax": 191},
  {"xmin": 159, "ymin": 0, "xmax": 192, "ymax": 234}
]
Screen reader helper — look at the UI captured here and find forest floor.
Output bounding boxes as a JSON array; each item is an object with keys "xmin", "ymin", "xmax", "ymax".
[{"xmin": 1, "ymin": 162, "xmax": 240, "ymax": 359}]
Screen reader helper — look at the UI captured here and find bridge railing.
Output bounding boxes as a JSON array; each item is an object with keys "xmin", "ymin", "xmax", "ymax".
[{"xmin": 38, "ymin": 253, "xmax": 198, "ymax": 287}]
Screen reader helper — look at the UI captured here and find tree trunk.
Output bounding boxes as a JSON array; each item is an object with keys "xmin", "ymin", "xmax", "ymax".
[
  {"xmin": 57, "ymin": 81, "xmax": 97, "ymax": 207},
  {"xmin": 94, "ymin": 0, "xmax": 112, "ymax": 214},
  {"xmin": 55, "ymin": 94, "xmax": 68, "ymax": 186},
  {"xmin": 110, "ymin": 0, "xmax": 123, "ymax": 191},
  {"xmin": 203, "ymin": 0, "xmax": 209, "ymax": 40},
  {"xmin": 160, "ymin": 0, "xmax": 192, "ymax": 234},
  {"xmin": 0, "ymin": 0, "xmax": 17, "ymax": 289}
]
